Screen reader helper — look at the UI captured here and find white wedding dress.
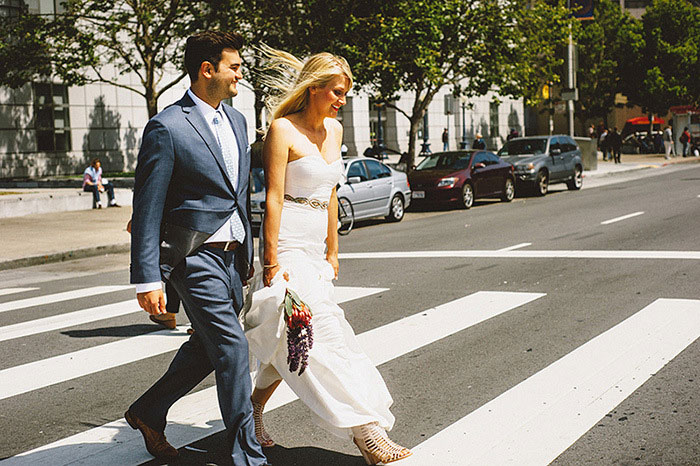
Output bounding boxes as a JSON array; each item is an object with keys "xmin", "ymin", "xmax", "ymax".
[{"xmin": 245, "ymin": 154, "xmax": 395, "ymax": 439}]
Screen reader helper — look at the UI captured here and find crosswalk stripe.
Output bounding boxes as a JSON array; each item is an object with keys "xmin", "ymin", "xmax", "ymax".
[
  {"xmin": 1, "ymin": 291, "xmax": 544, "ymax": 465},
  {"xmin": 0, "ymin": 287, "xmax": 387, "ymax": 400},
  {"xmin": 0, "ymin": 287, "xmax": 40, "ymax": 297},
  {"xmin": 0, "ymin": 285, "xmax": 133, "ymax": 314},
  {"xmin": 0, "ymin": 300, "xmax": 139, "ymax": 343},
  {"xmin": 340, "ymin": 250, "xmax": 700, "ymax": 260},
  {"xmin": 400, "ymin": 298, "xmax": 700, "ymax": 465}
]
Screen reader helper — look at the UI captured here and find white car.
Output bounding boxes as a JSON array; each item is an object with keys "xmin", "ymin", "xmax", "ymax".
[
  {"xmin": 250, "ymin": 157, "xmax": 411, "ymax": 226},
  {"xmin": 338, "ymin": 156, "xmax": 411, "ymax": 223}
]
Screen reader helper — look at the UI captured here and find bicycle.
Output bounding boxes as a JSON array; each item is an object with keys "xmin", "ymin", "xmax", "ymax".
[{"xmin": 337, "ymin": 196, "xmax": 354, "ymax": 235}]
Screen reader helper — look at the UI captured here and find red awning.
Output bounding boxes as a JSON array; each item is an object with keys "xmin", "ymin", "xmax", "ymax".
[{"xmin": 626, "ymin": 116, "xmax": 666, "ymax": 125}]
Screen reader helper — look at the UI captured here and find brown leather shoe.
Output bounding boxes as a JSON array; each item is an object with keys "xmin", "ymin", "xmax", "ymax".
[
  {"xmin": 125, "ymin": 409, "xmax": 179, "ymax": 461},
  {"xmin": 149, "ymin": 312, "xmax": 177, "ymax": 330}
]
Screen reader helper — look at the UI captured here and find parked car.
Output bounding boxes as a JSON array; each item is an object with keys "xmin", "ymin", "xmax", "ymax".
[
  {"xmin": 250, "ymin": 157, "xmax": 411, "ymax": 226},
  {"xmin": 497, "ymin": 135, "xmax": 583, "ymax": 196},
  {"xmin": 339, "ymin": 156, "xmax": 411, "ymax": 222},
  {"xmin": 407, "ymin": 150, "xmax": 515, "ymax": 209}
]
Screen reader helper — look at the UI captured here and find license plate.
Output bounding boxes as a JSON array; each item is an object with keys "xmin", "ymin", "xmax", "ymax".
[{"xmin": 412, "ymin": 191, "xmax": 425, "ymax": 199}]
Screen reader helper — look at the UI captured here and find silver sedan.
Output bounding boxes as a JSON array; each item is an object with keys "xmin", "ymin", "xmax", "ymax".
[{"xmin": 338, "ymin": 156, "xmax": 411, "ymax": 223}]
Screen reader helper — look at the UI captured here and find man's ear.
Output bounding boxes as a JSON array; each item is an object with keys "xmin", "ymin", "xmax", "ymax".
[{"xmin": 200, "ymin": 61, "xmax": 215, "ymax": 79}]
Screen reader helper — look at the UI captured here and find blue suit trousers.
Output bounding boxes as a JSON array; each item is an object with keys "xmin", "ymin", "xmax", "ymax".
[{"xmin": 129, "ymin": 245, "xmax": 266, "ymax": 465}]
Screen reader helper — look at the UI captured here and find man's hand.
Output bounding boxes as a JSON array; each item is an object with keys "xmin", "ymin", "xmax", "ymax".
[
  {"xmin": 137, "ymin": 289, "xmax": 166, "ymax": 315},
  {"xmin": 242, "ymin": 264, "xmax": 254, "ymax": 286}
]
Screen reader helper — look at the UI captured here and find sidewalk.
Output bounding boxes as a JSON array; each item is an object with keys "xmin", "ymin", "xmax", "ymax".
[{"xmin": 0, "ymin": 152, "xmax": 698, "ymax": 271}]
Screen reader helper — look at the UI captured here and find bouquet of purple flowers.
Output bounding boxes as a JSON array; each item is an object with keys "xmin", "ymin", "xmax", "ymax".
[{"xmin": 284, "ymin": 289, "xmax": 313, "ymax": 375}]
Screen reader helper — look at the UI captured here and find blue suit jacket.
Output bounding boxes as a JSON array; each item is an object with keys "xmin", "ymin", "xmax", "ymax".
[{"xmin": 130, "ymin": 92, "xmax": 253, "ymax": 284}]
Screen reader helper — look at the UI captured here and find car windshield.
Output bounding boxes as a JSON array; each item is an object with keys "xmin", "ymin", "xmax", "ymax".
[
  {"xmin": 499, "ymin": 139, "xmax": 547, "ymax": 156},
  {"xmin": 415, "ymin": 152, "xmax": 471, "ymax": 171}
]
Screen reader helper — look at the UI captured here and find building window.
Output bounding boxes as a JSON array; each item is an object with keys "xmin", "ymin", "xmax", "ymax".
[
  {"xmin": 34, "ymin": 82, "xmax": 71, "ymax": 151},
  {"xmin": 489, "ymin": 101, "xmax": 499, "ymax": 138},
  {"xmin": 0, "ymin": 0, "xmax": 24, "ymax": 17}
]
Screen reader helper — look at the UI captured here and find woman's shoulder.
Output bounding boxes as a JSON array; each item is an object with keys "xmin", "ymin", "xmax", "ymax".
[{"xmin": 324, "ymin": 118, "xmax": 343, "ymax": 132}]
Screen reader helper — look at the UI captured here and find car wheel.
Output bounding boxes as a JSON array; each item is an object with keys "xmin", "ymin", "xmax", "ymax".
[
  {"xmin": 501, "ymin": 177, "xmax": 515, "ymax": 202},
  {"xmin": 386, "ymin": 194, "xmax": 405, "ymax": 222},
  {"xmin": 567, "ymin": 165, "xmax": 583, "ymax": 190},
  {"xmin": 534, "ymin": 170, "xmax": 548, "ymax": 196},
  {"xmin": 461, "ymin": 182, "xmax": 474, "ymax": 209}
]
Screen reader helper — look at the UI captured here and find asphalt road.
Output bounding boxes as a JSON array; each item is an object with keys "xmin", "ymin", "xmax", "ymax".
[{"xmin": 0, "ymin": 164, "xmax": 698, "ymax": 465}]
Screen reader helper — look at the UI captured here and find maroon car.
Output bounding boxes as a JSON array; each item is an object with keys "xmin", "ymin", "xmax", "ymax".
[{"xmin": 408, "ymin": 150, "xmax": 515, "ymax": 209}]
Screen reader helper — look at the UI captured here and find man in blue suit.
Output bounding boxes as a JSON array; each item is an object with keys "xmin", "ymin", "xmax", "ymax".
[{"xmin": 125, "ymin": 31, "xmax": 268, "ymax": 465}]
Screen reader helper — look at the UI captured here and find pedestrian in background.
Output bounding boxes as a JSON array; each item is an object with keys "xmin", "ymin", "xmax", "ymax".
[
  {"xmin": 598, "ymin": 128, "xmax": 609, "ymax": 161},
  {"xmin": 507, "ymin": 128, "xmax": 519, "ymax": 141},
  {"xmin": 83, "ymin": 158, "xmax": 119, "ymax": 208},
  {"xmin": 587, "ymin": 124, "xmax": 596, "ymax": 140},
  {"xmin": 473, "ymin": 132, "xmax": 486, "ymax": 150},
  {"xmin": 608, "ymin": 127, "xmax": 622, "ymax": 164},
  {"xmin": 442, "ymin": 128, "xmax": 449, "ymax": 151},
  {"xmin": 680, "ymin": 127, "xmax": 691, "ymax": 157},
  {"xmin": 663, "ymin": 126, "xmax": 675, "ymax": 159}
]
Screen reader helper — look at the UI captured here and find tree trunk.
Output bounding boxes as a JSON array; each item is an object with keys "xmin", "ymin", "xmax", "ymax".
[
  {"xmin": 407, "ymin": 115, "xmax": 422, "ymax": 170},
  {"xmin": 146, "ymin": 88, "xmax": 158, "ymax": 119}
]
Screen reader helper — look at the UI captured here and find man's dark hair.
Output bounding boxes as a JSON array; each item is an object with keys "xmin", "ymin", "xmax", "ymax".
[
  {"xmin": 184, "ymin": 31, "xmax": 244, "ymax": 82},
  {"xmin": 91, "ymin": 158, "xmax": 100, "ymax": 167}
]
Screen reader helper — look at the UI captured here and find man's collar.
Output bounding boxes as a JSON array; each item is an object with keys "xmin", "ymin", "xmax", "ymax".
[{"xmin": 187, "ymin": 88, "xmax": 221, "ymax": 117}]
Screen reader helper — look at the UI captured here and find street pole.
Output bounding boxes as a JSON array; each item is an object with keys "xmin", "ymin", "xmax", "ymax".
[
  {"xmin": 420, "ymin": 111, "xmax": 431, "ymax": 155},
  {"xmin": 567, "ymin": 25, "xmax": 575, "ymax": 137},
  {"xmin": 377, "ymin": 103, "xmax": 385, "ymax": 159},
  {"xmin": 460, "ymin": 101, "xmax": 468, "ymax": 149}
]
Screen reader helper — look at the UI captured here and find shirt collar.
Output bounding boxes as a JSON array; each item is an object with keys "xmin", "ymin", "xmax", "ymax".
[{"xmin": 187, "ymin": 88, "xmax": 221, "ymax": 121}]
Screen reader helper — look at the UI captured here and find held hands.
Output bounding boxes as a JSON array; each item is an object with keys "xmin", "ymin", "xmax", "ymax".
[
  {"xmin": 137, "ymin": 289, "xmax": 166, "ymax": 315},
  {"xmin": 263, "ymin": 264, "xmax": 289, "ymax": 287}
]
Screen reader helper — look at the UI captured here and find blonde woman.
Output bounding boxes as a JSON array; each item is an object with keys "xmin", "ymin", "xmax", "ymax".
[{"xmin": 245, "ymin": 50, "xmax": 412, "ymax": 465}]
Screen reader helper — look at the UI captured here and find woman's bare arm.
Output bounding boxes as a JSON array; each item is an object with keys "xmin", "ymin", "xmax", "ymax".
[{"xmin": 262, "ymin": 119, "xmax": 290, "ymax": 286}]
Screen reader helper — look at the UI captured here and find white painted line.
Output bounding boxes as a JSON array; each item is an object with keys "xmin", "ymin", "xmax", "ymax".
[
  {"xmin": 2, "ymin": 291, "xmax": 544, "ymax": 465},
  {"xmin": 600, "ymin": 211, "xmax": 645, "ymax": 225},
  {"xmin": 339, "ymin": 249, "xmax": 700, "ymax": 260},
  {"xmin": 333, "ymin": 286, "xmax": 388, "ymax": 303},
  {"xmin": 0, "ymin": 287, "xmax": 39, "ymax": 297},
  {"xmin": 0, "ymin": 285, "xmax": 133, "ymax": 314},
  {"xmin": 497, "ymin": 242, "xmax": 532, "ymax": 252},
  {"xmin": 0, "ymin": 326, "xmax": 192, "ymax": 401},
  {"xmin": 0, "ymin": 287, "xmax": 387, "ymax": 398},
  {"xmin": 0, "ymin": 300, "xmax": 139, "ymax": 343},
  {"xmin": 0, "ymin": 287, "xmax": 383, "ymax": 344},
  {"xmin": 401, "ymin": 298, "xmax": 700, "ymax": 465}
]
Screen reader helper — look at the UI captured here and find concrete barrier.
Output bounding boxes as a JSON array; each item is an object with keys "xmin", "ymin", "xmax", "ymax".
[
  {"xmin": 575, "ymin": 137, "xmax": 597, "ymax": 171},
  {"xmin": 0, "ymin": 188, "xmax": 132, "ymax": 218}
]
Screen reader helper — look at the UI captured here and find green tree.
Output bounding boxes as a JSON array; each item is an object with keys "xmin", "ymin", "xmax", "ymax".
[
  {"xmin": 624, "ymin": 0, "xmax": 700, "ymax": 131},
  {"xmin": 342, "ymin": 0, "xmax": 572, "ymax": 168},
  {"xmin": 0, "ymin": 0, "xmax": 226, "ymax": 118},
  {"xmin": 574, "ymin": 0, "xmax": 639, "ymax": 127}
]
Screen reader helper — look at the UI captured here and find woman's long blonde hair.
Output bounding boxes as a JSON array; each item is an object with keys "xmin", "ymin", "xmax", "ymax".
[{"xmin": 256, "ymin": 44, "xmax": 353, "ymax": 121}]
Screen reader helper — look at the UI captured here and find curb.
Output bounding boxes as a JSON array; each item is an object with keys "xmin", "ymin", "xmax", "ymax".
[{"xmin": 0, "ymin": 243, "xmax": 130, "ymax": 272}]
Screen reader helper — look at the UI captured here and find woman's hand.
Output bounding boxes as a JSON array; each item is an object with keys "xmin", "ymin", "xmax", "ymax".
[
  {"xmin": 326, "ymin": 255, "xmax": 339, "ymax": 279},
  {"xmin": 263, "ymin": 265, "xmax": 289, "ymax": 287}
]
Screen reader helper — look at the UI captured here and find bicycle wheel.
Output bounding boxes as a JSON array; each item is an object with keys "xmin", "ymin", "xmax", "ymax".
[{"xmin": 337, "ymin": 197, "xmax": 354, "ymax": 235}]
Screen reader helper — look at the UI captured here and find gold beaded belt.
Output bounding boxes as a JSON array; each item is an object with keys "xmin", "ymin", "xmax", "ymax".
[{"xmin": 284, "ymin": 194, "xmax": 328, "ymax": 211}]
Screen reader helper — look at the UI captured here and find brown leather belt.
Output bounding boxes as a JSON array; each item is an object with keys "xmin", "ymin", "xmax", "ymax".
[{"xmin": 206, "ymin": 241, "xmax": 241, "ymax": 251}]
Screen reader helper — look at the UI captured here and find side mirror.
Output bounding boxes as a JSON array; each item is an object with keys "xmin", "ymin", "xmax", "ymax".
[
  {"xmin": 347, "ymin": 176, "xmax": 362, "ymax": 184},
  {"xmin": 551, "ymin": 148, "xmax": 561, "ymax": 156}
]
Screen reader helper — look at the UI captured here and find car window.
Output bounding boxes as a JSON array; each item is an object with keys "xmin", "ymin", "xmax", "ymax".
[
  {"xmin": 415, "ymin": 152, "xmax": 472, "ymax": 170},
  {"xmin": 250, "ymin": 167, "xmax": 265, "ymax": 194},
  {"xmin": 485, "ymin": 152, "xmax": 501, "ymax": 164},
  {"xmin": 472, "ymin": 152, "xmax": 488, "ymax": 166},
  {"xmin": 565, "ymin": 137, "xmax": 578, "ymax": 152},
  {"xmin": 365, "ymin": 159, "xmax": 391, "ymax": 180},
  {"xmin": 549, "ymin": 137, "xmax": 562, "ymax": 153},
  {"xmin": 498, "ymin": 138, "xmax": 547, "ymax": 156},
  {"xmin": 347, "ymin": 161, "xmax": 368, "ymax": 181}
]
